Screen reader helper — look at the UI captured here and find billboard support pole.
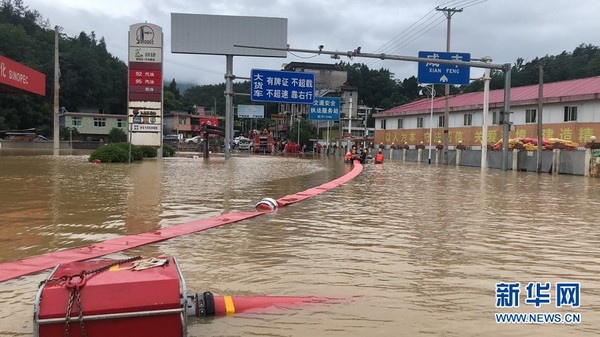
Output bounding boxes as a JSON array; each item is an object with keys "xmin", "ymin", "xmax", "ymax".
[{"xmin": 224, "ymin": 55, "xmax": 233, "ymax": 159}]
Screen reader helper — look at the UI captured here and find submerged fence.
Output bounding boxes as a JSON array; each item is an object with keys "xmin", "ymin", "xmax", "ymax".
[{"xmin": 380, "ymin": 146, "xmax": 600, "ymax": 177}]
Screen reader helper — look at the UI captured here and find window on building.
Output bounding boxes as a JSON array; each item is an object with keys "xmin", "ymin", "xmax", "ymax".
[
  {"xmin": 463, "ymin": 113, "xmax": 473, "ymax": 126},
  {"xmin": 380, "ymin": 119, "xmax": 386, "ymax": 130},
  {"xmin": 526, "ymin": 109, "xmax": 537, "ymax": 123},
  {"xmin": 438, "ymin": 115, "xmax": 445, "ymax": 127},
  {"xmin": 397, "ymin": 118, "xmax": 404, "ymax": 129},
  {"xmin": 71, "ymin": 117, "xmax": 82, "ymax": 126},
  {"xmin": 93, "ymin": 118, "xmax": 106, "ymax": 127},
  {"xmin": 564, "ymin": 106, "xmax": 577, "ymax": 121},
  {"xmin": 179, "ymin": 116, "xmax": 186, "ymax": 124},
  {"xmin": 492, "ymin": 111, "xmax": 498, "ymax": 125},
  {"xmin": 117, "ymin": 119, "xmax": 127, "ymax": 128},
  {"xmin": 417, "ymin": 117, "xmax": 424, "ymax": 128}
]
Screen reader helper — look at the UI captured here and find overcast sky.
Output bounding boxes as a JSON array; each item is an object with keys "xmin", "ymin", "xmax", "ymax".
[{"xmin": 23, "ymin": 0, "xmax": 600, "ymax": 87}]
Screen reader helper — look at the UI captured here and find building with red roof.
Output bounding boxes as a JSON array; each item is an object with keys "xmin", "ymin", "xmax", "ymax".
[{"xmin": 373, "ymin": 77, "xmax": 600, "ymax": 148}]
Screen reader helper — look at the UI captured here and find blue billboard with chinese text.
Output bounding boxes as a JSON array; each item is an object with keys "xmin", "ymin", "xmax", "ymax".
[
  {"xmin": 251, "ymin": 69, "xmax": 315, "ymax": 104},
  {"xmin": 309, "ymin": 97, "xmax": 340, "ymax": 121}
]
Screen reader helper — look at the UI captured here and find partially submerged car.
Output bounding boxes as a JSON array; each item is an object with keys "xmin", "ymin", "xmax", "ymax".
[{"xmin": 237, "ymin": 138, "xmax": 253, "ymax": 151}]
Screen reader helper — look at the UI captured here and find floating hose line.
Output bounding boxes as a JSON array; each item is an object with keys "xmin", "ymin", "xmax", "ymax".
[{"xmin": 0, "ymin": 161, "xmax": 363, "ymax": 282}]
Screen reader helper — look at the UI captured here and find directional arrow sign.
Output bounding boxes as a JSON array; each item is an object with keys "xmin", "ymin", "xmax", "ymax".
[{"xmin": 418, "ymin": 51, "xmax": 471, "ymax": 85}]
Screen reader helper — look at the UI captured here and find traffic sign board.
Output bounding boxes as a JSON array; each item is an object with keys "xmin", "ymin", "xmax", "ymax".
[
  {"xmin": 309, "ymin": 97, "xmax": 340, "ymax": 121},
  {"xmin": 418, "ymin": 51, "xmax": 471, "ymax": 85},
  {"xmin": 251, "ymin": 69, "xmax": 315, "ymax": 104}
]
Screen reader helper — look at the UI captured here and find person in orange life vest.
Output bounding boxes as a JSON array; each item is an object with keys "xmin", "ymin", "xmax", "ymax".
[
  {"xmin": 375, "ymin": 150, "xmax": 384, "ymax": 164},
  {"xmin": 344, "ymin": 150, "xmax": 353, "ymax": 162}
]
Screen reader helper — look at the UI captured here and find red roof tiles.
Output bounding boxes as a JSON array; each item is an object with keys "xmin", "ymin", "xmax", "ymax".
[{"xmin": 375, "ymin": 76, "xmax": 600, "ymax": 117}]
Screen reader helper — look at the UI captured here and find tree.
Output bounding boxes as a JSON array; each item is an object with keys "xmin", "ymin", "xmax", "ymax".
[
  {"xmin": 288, "ymin": 118, "xmax": 317, "ymax": 146},
  {"xmin": 107, "ymin": 127, "xmax": 127, "ymax": 143}
]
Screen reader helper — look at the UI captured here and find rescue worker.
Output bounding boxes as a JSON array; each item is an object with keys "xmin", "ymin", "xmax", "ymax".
[
  {"xmin": 359, "ymin": 148, "xmax": 367, "ymax": 164},
  {"xmin": 375, "ymin": 149, "xmax": 384, "ymax": 164},
  {"xmin": 344, "ymin": 150, "xmax": 353, "ymax": 162}
]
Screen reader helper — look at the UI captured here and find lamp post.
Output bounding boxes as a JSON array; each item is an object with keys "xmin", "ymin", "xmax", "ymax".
[
  {"xmin": 363, "ymin": 107, "xmax": 371, "ymax": 149},
  {"xmin": 297, "ymin": 117, "xmax": 301, "ymax": 145},
  {"xmin": 423, "ymin": 85, "xmax": 436, "ymax": 164}
]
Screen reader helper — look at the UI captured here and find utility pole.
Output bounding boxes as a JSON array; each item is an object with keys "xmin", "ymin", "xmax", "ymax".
[
  {"xmin": 537, "ymin": 61, "xmax": 544, "ymax": 173},
  {"xmin": 436, "ymin": 6, "xmax": 462, "ymax": 164},
  {"xmin": 53, "ymin": 26, "xmax": 60, "ymax": 154}
]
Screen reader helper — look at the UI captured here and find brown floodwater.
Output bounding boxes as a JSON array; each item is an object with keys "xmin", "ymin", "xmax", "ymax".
[{"xmin": 0, "ymin": 150, "xmax": 598, "ymax": 336}]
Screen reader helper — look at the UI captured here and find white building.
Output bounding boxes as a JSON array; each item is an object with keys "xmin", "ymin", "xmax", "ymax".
[{"xmin": 373, "ymin": 77, "xmax": 600, "ymax": 148}]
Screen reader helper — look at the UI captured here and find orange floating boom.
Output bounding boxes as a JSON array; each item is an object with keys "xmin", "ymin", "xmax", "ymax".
[{"xmin": 0, "ymin": 162, "xmax": 363, "ymax": 282}]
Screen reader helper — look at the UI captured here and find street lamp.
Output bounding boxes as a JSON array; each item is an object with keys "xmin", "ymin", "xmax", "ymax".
[
  {"xmin": 422, "ymin": 85, "xmax": 436, "ymax": 164},
  {"xmin": 68, "ymin": 127, "xmax": 73, "ymax": 149},
  {"xmin": 361, "ymin": 107, "xmax": 373, "ymax": 149}
]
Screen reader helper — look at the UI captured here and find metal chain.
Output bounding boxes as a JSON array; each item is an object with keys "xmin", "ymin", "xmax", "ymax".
[
  {"xmin": 74, "ymin": 290, "xmax": 88, "ymax": 337},
  {"xmin": 64, "ymin": 290, "xmax": 74, "ymax": 337},
  {"xmin": 39, "ymin": 256, "xmax": 143, "ymax": 288},
  {"xmin": 82, "ymin": 255, "xmax": 143, "ymax": 276}
]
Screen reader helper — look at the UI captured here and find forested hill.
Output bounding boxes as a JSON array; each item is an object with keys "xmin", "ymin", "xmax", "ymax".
[
  {"xmin": 462, "ymin": 44, "xmax": 600, "ymax": 93},
  {"xmin": 0, "ymin": 0, "xmax": 127, "ymax": 135},
  {"xmin": 2, "ymin": 0, "xmax": 600, "ymax": 135}
]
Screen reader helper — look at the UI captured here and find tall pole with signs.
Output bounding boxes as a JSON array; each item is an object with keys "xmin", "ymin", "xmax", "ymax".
[
  {"xmin": 437, "ymin": 6, "xmax": 462, "ymax": 164},
  {"xmin": 418, "ymin": 51, "xmax": 470, "ymax": 164},
  {"xmin": 310, "ymin": 97, "xmax": 340, "ymax": 150},
  {"xmin": 128, "ymin": 23, "xmax": 164, "ymax": 157},
  {"xmin": 171, "ymin": 13, "xmax": 288, "ymax": 160}
]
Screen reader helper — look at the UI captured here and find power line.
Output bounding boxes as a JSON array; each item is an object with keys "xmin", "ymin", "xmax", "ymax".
[
  {"xmin": 365, "ymin": 0, "xmax": 487, "ymax": 70},
  {"xmin": 364, "ymin": 9, "xmax": 443, "ymax": 69}
]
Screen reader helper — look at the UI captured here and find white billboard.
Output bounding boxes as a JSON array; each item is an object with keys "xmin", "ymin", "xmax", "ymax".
[
  {"xmin": 237, "ymin": 105, "xmax": 265, "ymax": 118},
  {"xmin": 171, "ymin": 13, "xmax": 287, "ymax": 57}
]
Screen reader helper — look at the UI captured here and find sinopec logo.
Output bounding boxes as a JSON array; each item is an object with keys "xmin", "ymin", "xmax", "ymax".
[{"xmin": 135, "ymin": 25, "xmax": 155, "ymax": 45}]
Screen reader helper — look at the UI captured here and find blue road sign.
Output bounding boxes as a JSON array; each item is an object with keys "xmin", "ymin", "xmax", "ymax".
[
  {"xmin": 309, "ymin": 97, "xmax": 340, "ymax": 121},
  {"xmin": 418, "ymin": 51, "xmax": 471, "ymax": 85},
  {"xmin": 251, "ymin": 69, "xmax": 316, "ymax": 104}
]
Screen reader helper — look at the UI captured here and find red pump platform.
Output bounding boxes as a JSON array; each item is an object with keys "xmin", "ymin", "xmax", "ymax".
[{"xmin": 34, "ymin": 257, "xmax": 187, "ymax": 337}]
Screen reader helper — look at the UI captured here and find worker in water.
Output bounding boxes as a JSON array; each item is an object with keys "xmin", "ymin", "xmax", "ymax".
[
  {"xmin": 359, "ymin": 148, "xmax": 367, "ymax": 164},
  {"xmin": 375, "ymin": 149, "xmax": 384, "ymax": 164},
  {"xmin": 344, "ymin": 150, "xmax": 353, "ymax": 162}
]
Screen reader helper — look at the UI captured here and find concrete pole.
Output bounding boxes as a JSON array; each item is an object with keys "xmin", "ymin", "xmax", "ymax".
[
  {"xmin": 224, "ymin": 55, "xmax": 234, "ymax": 159},
  {"xmin": 53, "ymin": 26, "xmax": 60, "ymax": 154},
  {"xmin": 536, "ymin": 63, "xmax": 544, "ymax": 173},
  {"xmin": 481, "ymin": 61, "xmax": 491, "ymax": 169},
  {"xmin": 584, "ymin": 147, "xmax": 591, "ymax": 177},
  {"xmin": 427, "ymin": 85, "xmax": 435, "ymax": 164},
  {"xmin": 501, "ymin": 66, "xmax": 512, "ymax": 171},
  {"xmin": 437, "ymin": 6, "xmax": 463, "ymax": 165},
  {"xmin": 347, "ymin": 96, "xmax": 353, "ymax": 150}
]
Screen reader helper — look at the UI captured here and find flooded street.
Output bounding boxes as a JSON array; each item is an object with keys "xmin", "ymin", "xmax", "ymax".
[{"xmin": 0, "ymin": 151, "xmax": 599, "ymax": 336}]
